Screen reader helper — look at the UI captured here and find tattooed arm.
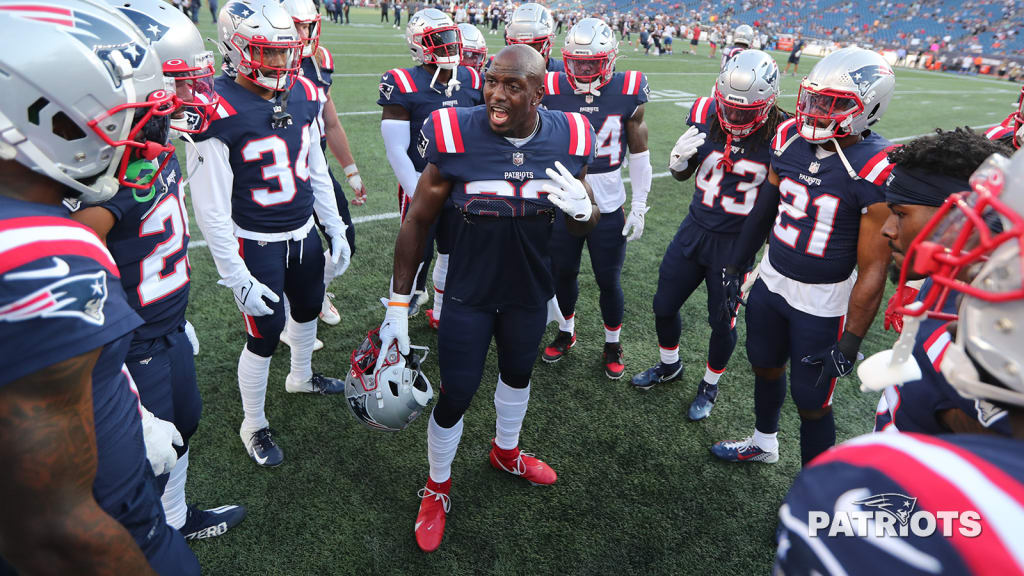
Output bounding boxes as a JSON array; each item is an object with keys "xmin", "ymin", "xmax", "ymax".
[{"xmin": 0, "ymin": 348, "xmax": 157, "ymax": 576}]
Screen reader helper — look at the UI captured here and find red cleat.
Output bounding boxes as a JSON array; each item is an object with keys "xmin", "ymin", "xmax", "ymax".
[
  {"xmin": 542, "ymin": 331, "xmax": 576, "ymax": 363},
  {"xmin": 414, "ymin": 478, "xmax": 451, "ymax": 553},
  {"xmin": 488, "ymin": 440, "xmax": 558, "ymax": 486},
  {"xmin": 603, "ymin": 342, "xmax": 625, "ymax": 380},
  {"xmin": 425, "ymin": 308, "xmax": 440, "ymax": 330}
]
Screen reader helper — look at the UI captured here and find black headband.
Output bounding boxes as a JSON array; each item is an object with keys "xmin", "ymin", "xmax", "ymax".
[{"xmin": 885, "ymin": 165, "xmax": 970, "ymax": 207}]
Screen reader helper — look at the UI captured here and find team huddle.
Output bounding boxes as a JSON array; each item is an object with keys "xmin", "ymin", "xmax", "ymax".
[{"xmin": 0, "ymin": 0, "xmax": 1023, "ymax": 573}]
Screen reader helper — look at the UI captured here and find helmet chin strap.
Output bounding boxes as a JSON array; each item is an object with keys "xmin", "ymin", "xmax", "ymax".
[
  {"xmin": 829, "ymin": 137, "xmax": 860, "ymax": 180},
  {"xmin": 429, "ymin": 60, "xmax": 461, "ymax": 97},
  {"xmin": 716, "ymin": 133, "xmax": 735, "ymax": 170},
  {"xmin": 573, "ymin": 83, "xmax": 601, "ymax": 97}
]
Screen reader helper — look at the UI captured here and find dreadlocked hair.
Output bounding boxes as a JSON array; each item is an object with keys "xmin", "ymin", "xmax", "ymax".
[
  {"xmin": 707, "ymin": 103, "xmax": 791, "ymax": 153},
  {"xmin": 886, "ymin": 126, "xmax": 1013, "ymax": 179}
]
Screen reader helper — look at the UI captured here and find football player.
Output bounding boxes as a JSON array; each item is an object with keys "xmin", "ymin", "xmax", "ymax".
[
  {"xmin": 631, "ymin": 50, "xmax": 786, "ymax": 421},
  {"xmin": 539, "ymin": 18, "xmax": 651, "ymax": 379},
  {"xmin": 378, "ymin": 8, "xmax": 483, "ymax": 325},
  {"xmin": 720, "ymin": 23, "xmax": 753, "ymax": 70},
  {"xmin": 67, "ymin": 0, "xmax": 246, "ymax": 540},
  {"xmin": 712, "ymin": 47, "xmax": 896, "ymax": 465},
  {"xmin": 484, "ymin": 2, "xmax": 564, "ymax": 73},
  {"xmin": 280, "ymin": 0, "xmax": 365, "ymax": 334},
  {"xmin": 983, "ymin": 84, "xmax": 1022, "ymax": 150},
  {"xmin": 376, "ymin": 45, "xmax": 598, "ymax": 553},
  {"xmin": 458, "ymin": 22, "xmax": 488, "ymax": 73},
  {"xmin": 188, "ymin": 0, "xmax": 351, "ymax": 468},
  {"xmin": 775, "ymin": 149, "xmax": 1024, "ymax": 575},
  {"xmin": 866, "ymin": 128, "xmax": 1012, "ymax": 436},
  {"xmin": 0, "ymin": 0, "xmax": 199, "ymax": 573}
]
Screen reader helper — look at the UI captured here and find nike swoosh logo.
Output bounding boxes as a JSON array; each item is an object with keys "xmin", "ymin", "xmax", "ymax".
[
  {"xmin": 253, "ymin": 452, "xmax": 269, "ymax": 465},
  {"xmin": 415, "ymin": 521, "xmax": 423, "ymax": 530},
  {"xmin": 737, "ymin": 451, "xmax": 760, "ymax": 461},
  {"xmin": 5, "ymin": 257, "xmax": 70, "ymax": 281}
]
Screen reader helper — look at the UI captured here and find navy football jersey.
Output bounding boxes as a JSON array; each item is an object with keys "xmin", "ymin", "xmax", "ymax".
[
  {"xmin": 682, "ymin": 96, "xmax": 786, "ymax": 235},
  {"xmin": 193, "ymin": 74, "xmax": 323, "ymax": 234},
  {"xmin": 768, "ymin": 118, "xmax": 895, "ymax": 283},
  {"xmin": 299, "ymin": 45, "xmax": 335, "ymax": 142},
  {"xmin": 720, "ymin": 44, "xmax": 746, "ymax": 69},
  {"xmin": 376, "ymin": 65, "xmax": 484, "ymax": 172},
  {"xmin": 0, "ymin": 196, "xmax": 152, "ymax": 517},
  {"xmin": 541, "ymin": 70, "xmax": 649, "ymax": 174},
  {"xmin": 777, "ymin": 432, "xmax": 1024, "ymax": 575},
  {"xmin": 875, "ymin": 280, "xmax": 1011, "ymax": 436},
  {"xmin": 419, "ymin": 105, "xmax": 595, "ymax": 307},
  {"xmin": 100, "ymin": 153, "xmax": 190, "ymax": 341}
]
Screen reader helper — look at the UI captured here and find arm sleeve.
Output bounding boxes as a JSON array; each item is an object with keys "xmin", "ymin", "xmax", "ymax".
[
  {"xmin": 382, "ymin": 118, "xmax": 421, "ymax": 196},
  {"xmin": 307, "ymin": 121, "xmax": 346, "ymax": 238},
  {"xmin": 186, "ymin": 138, "xmax": 249, "ymax": 286},
  {"xmin": 628, "ymin": 150, "xmax": 651, "ymax": 207}
]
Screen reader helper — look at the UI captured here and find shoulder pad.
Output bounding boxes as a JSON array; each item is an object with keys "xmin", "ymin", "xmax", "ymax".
[
  {"xmin": 429, "ymin": 107, "xmax": 465, "ymax": 154},
  {"xmin": 294, "ymin": 75, "xmax": 319, "ymax": 102},
  {"xmin": 772, "ymin": 117, "xmax": 799, "ymax": 152},
  {"xmin": 208, "ymin": 93, "xmax": 237, "ymax": 122},
  {"xmin": 0, "ymin": 216, "xmax": 119, "ymax": 277},
  {"xmin": 858, "ymin": 144, "xmax": 899, "ymax": 184},
  {"xmin": 385, "ymin": 68, "xmax": 418, "ymax": 93},
  {"xmin": 462, "ymin": 66, "xmax": 481, "ymax": 91},
  {"xmin": 564, "ymin": 111, "xmax": 593, "ymax": 157},
  {"xmin": 985, "ymin": 124, "xmax": 1013, "ymax": 141},
  {"xmin": 689, "ymin": 96, "xmax": 713, "ymax": 126},
  {"xmin": 544, "ymin": 72, "xmax": 561, "ymax": 96},
  {"xmin": 317, "ymin": 45, "xmax": 335, "ymax": 71},
  {"xmin": 621, "ymin": 70, "xmax": 644, "ymax": 95}
]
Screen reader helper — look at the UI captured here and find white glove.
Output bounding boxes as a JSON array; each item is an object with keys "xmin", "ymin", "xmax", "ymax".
[
  {"xmin": 140, "ymin": 407, "xmax": 183, "ymax": 477},
  {"xmin": 376, "ymin": 293, "xmax": 411, "ymax": 372},
  {"xmin": 542, "ymin": 161, "xmax": 593, "ymax": 222},
  {"xmin": 668, "ymin": 126, "xmax": 707, "ymax": 171},
  {"xmin": 344, "ymin": 164, "xmax": 367, "ymax": 206},
  {"xmin": 225, "ymin": 273, "xmax": 279, "ymax": 317},
  {"xmin": 622, "ymin": 202, "xmax": 649, "ymax": 242},
  {"xmin": 329, "ymin": 231, "xmax": 351, "ymax": 278},
  {"xmin": 183, "ymin": 320, "xmax": 199, "ymax": 356}
]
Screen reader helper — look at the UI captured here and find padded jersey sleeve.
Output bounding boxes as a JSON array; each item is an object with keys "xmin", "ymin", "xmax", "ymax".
[{"xmin": 377, "ymin": 69, "xmax": 413, "ymax": 109}]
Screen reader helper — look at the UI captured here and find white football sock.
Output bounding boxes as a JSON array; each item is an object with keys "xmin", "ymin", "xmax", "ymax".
[
  {"xmin": 753, "ymin": 429, "xmax": 779, "ymax": 453},
  {"xmin": 562, "ymin": 313, "xmax": 575, "ymax": 334},
  {"xmin": 659, "ymin": 345, "xmax": 679, "ymax": 365},
  {"xmin": 432, "ymin": 253, "xmax": 448, "ymax": 316},
  {"xmin": 238, "ymin": 347, "xmax": 271, "ymax": 434},
  {"xmin": 604, "ymin": 324, "xmax": 621, "ymax": 344},
  {"xmin": 427, "ymin": 412, "xmax": 464, "ymax": 484},
  {"xmin": 161, "ymin": 448, "xmax": 189, "ymax": 530},
  {"xmin": 288, "ymin": 318, "xmax": 317, "ymax": 384},
  {"xmin": 704, "ymin": 364, "xmax": 725, "ymax": 385},
  {"xmin": 546, "ymin": 296, "xmax": 562, "ymax": 326},
  {"xmin": 494, "ymin": 377, "xmax": 531, "ymax": 450},
  {"xmin": 282, "ymin": 296, "xmax": 293, "ymax": 339}
]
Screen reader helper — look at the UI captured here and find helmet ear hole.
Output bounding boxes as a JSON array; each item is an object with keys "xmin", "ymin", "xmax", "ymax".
[
  {"xmin": 388, "ymin": 379, "xmax": 399, "ymax": 397},
  {"xmin": 52, "ymin": 112, "xmax": 87, "ymax": 142}
]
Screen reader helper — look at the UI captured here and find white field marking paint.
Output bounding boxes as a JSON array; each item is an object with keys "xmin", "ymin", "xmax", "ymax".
[{"xmin": 183, "ymin": 124, "xmax": 999, "ymax": 249}]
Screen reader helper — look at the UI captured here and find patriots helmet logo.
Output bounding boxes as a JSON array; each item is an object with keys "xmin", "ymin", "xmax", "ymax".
[
  {"xmin": 118, "ymin": 8, "xmax": 169, "ymax": 43},
  {"xmin": 0, "ymin": 270, "xmax": 109, "ymax": 326},
  {"xmin": 849, "ymin": 64, "xmax": 894, "ymax": 93},
  {"xmin": 853, "ymin": 492, "xmax": 918, "ymax": 526},
  {"xmin": 225, "ymin": 1, "xmax": 255, "ymax": 27}
]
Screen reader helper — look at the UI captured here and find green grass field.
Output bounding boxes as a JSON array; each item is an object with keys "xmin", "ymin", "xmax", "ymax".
[{"xmin": 180, "ymin": 8, "xmax": 1020, "ymax": 575}]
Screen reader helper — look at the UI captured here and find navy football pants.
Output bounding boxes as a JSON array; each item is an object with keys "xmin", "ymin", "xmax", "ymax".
[
  {"xmin": 549, "ymin": 208, "xmax": 626, "ymax": 331},
  {"xmin": 652, "ymin": 222, "xmax": 747, "ymax": 371},
  {"xmin": 432, "ymin": 300, "xmax": 547, "ymax": 428},
  {"xmin": 239, "ymin": 227, "xmax": 326, "ymax": 357}
]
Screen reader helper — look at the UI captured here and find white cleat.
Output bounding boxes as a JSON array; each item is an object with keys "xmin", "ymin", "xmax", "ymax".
[{"xmin": 319, "ymin": 292, "xmax": 341, "ymax": 326}]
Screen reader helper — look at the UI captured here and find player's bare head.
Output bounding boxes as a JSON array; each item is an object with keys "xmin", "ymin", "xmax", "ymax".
[{"xmin": 484, "ymin": 45, "xmax": 545, "ymax": 136}]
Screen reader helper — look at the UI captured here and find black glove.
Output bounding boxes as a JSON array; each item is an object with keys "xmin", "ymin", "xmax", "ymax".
[
  {"xmin": 800, "ymin": 332, "xmax": 863, "ymax": 388},
  {"xmin": 721, "ymin": 266, "xmax": 744, "ymax": 320}
]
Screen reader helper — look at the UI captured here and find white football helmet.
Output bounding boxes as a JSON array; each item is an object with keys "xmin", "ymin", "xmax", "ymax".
[
  {"xmin": 345, "ymin": 329, "xmax": 434, "ymax": 432},
  {"xmin": 796, "ymin": 46, "xmax": 895, "ymax": 142},
  {"xmin": 562, "ymin": 18, "xmax": 618, "ymax": 95},
  {"xmin": 111, "ymin": 0, "xmax": 219, "ymax": 134},
  {"xmin": 1013, "ymin": 85, "xmax": 1023, "ymax": 150},
  {"xmin": 279, "ymin": 0, "xmax": 320, "ymax": 57},
  {"xmin": 458, "ymin": 22, "xmax": 487, "ymax": 73},
  {"xmin": 0, "ymin": 0, "xmax": 176, "ymax": 202},
  {"xmin": 217, "ymin": 0, "xmax": 302, "ymax": 91},
  {"xmin": 733, "ymin": 24, "xmax": 754, "ymax": 47},
  {"xmin": 935, "ymin": 151, "xmax": 1024, "ymax": 408},
  {"xmin": 505, "ymin": 2, "xmax": 554, "ymax": 60},
  {"xmin": 715, "ymin": 49, "xmax": 779, "ymax": 137},
  {"xmin": 406, "ymin": 8, "xmax": 462, "ymax": 69}
]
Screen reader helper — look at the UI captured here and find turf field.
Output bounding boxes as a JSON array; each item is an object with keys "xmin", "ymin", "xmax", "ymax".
[{"xmin": 182, "ymin": 8, "xmax": 1020, "ymax": 575}]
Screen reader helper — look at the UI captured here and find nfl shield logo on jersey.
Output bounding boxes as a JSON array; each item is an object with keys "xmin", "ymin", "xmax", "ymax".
[
  {"xmin": 512, "ymin": 151, "xmax": 524, "ymax": 166},
  {"xmin": 808, "ymin": 161, "xmax": 820, "ymax": 174}
]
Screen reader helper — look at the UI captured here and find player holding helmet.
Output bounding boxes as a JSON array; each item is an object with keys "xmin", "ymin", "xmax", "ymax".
[
  {"xmin": 188, "ymin": 0, "xmax": 351, "ymax": 468},
  {"xmin": 713, "ymin": 47, "xmax": 897, "ymax": 466},
  {"xmin": 539, "ymin": 17, "xmax": 651, "ymax": 379},
  {"xmin": 631, "ymin": 50, "xmax": 787, "ymax": 422},
  {"xmin": 0, "ymin": 0, "xmax": 201, "ymax": 572},
  {"xmin": 775, "ymin": 150, "xmax": 1024, "ymax": 575},
  {"xmin": 378, "ymin": 8, "xmax": 482, "ymax": 325}
]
